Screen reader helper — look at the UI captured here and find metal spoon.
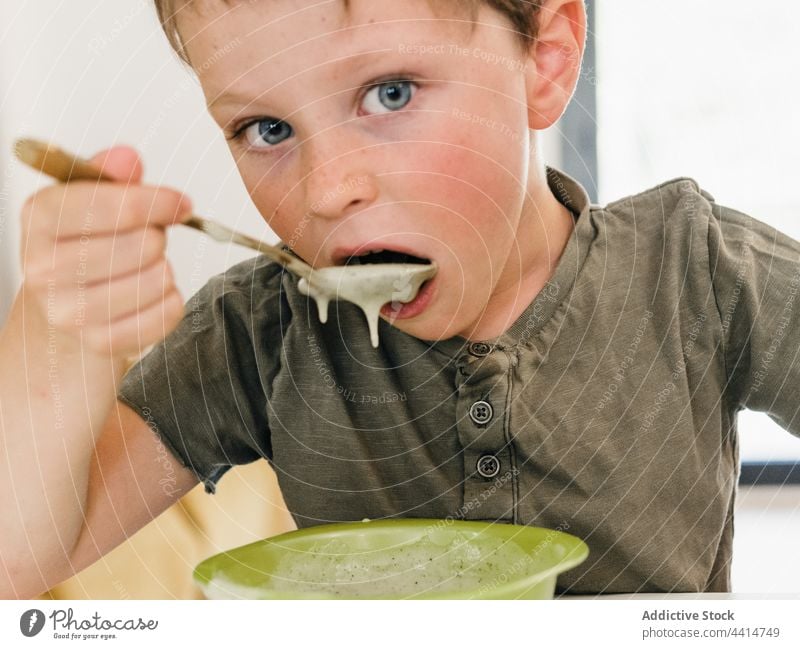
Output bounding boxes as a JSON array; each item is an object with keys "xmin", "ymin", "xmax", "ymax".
[{"xmin": 13, "ymin": 138, "xmax": 437, "ymax": 347}]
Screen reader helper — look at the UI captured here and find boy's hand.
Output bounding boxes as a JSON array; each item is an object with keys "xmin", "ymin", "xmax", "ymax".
[{"xmin": 19, "ymin": 146, "xmax": 192, "ymax": 359}]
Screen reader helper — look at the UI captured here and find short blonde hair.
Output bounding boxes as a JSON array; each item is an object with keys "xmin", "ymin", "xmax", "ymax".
[{"xmin": 154, "ymin": 0, "xmax": 542, "ymax": 66}]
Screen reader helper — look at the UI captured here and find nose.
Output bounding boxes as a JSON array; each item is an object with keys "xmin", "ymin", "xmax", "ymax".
[{"xmin": 302, "ymin": 127, "xmax": 378, "ymax": 220}]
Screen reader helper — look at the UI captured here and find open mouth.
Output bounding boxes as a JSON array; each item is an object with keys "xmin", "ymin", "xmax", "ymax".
[{"xmin": 343, "ymin": 249, "xmax": 431, "ymax": 266}]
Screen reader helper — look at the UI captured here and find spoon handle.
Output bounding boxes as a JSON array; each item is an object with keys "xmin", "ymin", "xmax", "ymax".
[
  {"xmin": 12, "ymin": 138, "xmax": 314, "ymax": 279},
  {"xmin": 182, "ymin": 215, "xmax": 313, "ymax": 279}
]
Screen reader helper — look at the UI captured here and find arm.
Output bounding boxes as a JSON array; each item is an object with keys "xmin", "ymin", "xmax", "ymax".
[
  {"xmin": 1, "ymin": 394, "xmax": 198, "ymax": 599},
  {"xmin": 708, "ymin": 200, "xmax": 800, "ymax": 433},
  {"xmin": 0, "ymin": 146, "xmax": 192, "ymax": 598}
]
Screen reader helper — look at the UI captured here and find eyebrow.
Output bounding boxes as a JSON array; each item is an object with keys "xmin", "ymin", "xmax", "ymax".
[{"xmin": 206, "ymin": 46, "xmax": 396, "ymax": 112}]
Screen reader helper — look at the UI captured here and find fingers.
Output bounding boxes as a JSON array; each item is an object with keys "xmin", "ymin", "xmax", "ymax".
[
  {"xmin": 33, "ymin": 256, "xmax": 186, "ymax": 358},
  {"xmin": 24, "ymin": 227, "xmax": 168, "ymax": 286},
  {"xmin": 82, "ymin": 285, "xmax": 187, "ymax": 357},
  {"xmin": 18, "ymin": 150, "xmax": 194, "ymax": 359},
  {"xmin": 44, "ymin": 258, "xmax": 178, "ymax": 326},
  {"xmin": 21, "ymin": 183, "xmax": 192, "ymax": 241},
  {"xmin": 86, "ymin": 146, "xmax": 145, "ymax": 184}
]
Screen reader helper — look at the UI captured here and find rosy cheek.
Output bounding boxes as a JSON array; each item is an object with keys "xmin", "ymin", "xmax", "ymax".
[
  {"xmin": 412, "ymin": 136, "xmax": 522, "ymax": 235},
  {"xmin": 239, "ymin": 164, "xmax": 298, "ymax": 230}
]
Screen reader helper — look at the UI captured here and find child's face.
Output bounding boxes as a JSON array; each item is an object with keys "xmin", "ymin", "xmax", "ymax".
[{"xmin": 183, "ymin": 0, "xmax": 538, "ymax": 342}]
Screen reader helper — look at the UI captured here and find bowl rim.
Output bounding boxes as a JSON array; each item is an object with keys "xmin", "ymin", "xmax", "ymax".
[{"xmin": 193, "ymin": 518, "xmax": 589, "ymax": 599}]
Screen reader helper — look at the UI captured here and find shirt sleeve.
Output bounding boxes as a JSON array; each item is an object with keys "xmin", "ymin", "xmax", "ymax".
[
  {"xmin": 707, "ymin": 199, "xmax": 800, "ymax": 436},
  {"xmin": 117, "ymin": 258, "xmax": 284, "ymax": 494}
]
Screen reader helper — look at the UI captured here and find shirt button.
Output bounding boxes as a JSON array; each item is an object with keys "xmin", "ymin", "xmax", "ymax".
[
  {"xmin": 476, "ymin": 454, "xmax": 501, "ymax": 479},
  {"xmin": 469, "ymin": 342, "xmax": 492, "ymax": 357},
  {"xmin": 469, "ymin": 400, "xmax": 493, "ymax": 425}
]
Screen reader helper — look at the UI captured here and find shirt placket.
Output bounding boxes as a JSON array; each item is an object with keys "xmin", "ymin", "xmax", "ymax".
[{"xmin": 454, "ymin": 342, "xmax": 517, "ymax": 522}]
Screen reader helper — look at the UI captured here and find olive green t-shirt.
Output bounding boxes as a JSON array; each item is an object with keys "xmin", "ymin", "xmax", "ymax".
[{"xmin": 118, "ymin": 168, "xmax": 800, "ymax": 594}]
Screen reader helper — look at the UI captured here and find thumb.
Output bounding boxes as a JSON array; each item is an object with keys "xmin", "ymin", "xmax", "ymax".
[{"xmin": 87, "ymin": 146, "xmax": 144, "ymax": 184}]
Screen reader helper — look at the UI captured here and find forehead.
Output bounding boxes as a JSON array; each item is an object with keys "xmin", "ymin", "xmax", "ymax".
[
  {"xmin": 180, "ymin": 0, "xmax": 471, "ymax": 31},
  {"xmin": 178, "ymin": 0, "xmax": 475, "ymax": 87}
]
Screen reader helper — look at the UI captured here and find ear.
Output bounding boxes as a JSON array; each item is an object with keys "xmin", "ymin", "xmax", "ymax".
[{"xmin": 524, "ymin": 0, "xmax": 587, "ymax": 130}]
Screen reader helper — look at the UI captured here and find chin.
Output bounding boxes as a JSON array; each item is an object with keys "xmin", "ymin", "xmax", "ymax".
[{"xmin": 384, "ymin": 310, "xmax": 469, "ymax": 343}]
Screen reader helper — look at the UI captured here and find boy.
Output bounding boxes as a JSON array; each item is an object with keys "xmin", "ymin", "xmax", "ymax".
[{"xmin": 2, "ymin": 0, "xmax": 798, "ymax": 598}]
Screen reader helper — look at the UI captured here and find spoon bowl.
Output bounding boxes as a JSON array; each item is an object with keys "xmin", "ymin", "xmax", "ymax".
[{"xmin": 299, "ymin": 262, "xmax": 437, "ymax": 347}]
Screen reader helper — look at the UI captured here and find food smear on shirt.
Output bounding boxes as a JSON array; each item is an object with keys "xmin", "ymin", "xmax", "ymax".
[
  {"xmin": 298, "ymin": 262, "xmax": 437, "ymax": 348},
  {"xmin": 205, "ymin": 532, "xmax": 531, "ymax": 598}
]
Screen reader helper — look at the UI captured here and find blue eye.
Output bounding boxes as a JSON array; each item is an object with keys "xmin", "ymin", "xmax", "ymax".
[
  {"xmin": 362, "ymin": 80, "xmax": 416, "ymax": 114},
  {"xmin": 241, "ymin": 118, "xmax": 293, "ymax": 148}
]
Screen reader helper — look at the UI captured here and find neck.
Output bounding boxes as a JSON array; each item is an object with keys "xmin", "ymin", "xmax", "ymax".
[{"xmin": 465, "ymin": 146, "xmax": 575, "ymax": 341}]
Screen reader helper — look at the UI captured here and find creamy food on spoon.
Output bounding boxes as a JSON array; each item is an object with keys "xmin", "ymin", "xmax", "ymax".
[{"xmin": 298, "ymin": 249, "xmax": 437, "ymax": 348}]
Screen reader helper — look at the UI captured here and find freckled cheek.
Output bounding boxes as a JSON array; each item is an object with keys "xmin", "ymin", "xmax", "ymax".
[
  {"xmin": 239, "ymin": 166, "xmax": 305, "ymax": 236},
  {"xmin": 399, "ymin": 135, "xmax": 525, "ymax": 257}
]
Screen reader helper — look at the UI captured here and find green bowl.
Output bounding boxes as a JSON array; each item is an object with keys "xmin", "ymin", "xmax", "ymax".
[{"xmin": 193, "ymin": 519, "xmax": 588, "ymax": 599}]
